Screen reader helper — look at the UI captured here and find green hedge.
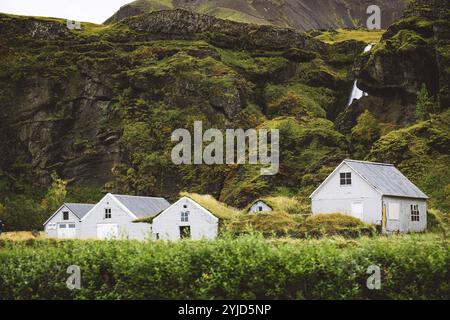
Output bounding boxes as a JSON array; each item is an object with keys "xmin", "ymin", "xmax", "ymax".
[{"xmin": 0, "ymin": 234, "xmax": 448, "ymax": 300}]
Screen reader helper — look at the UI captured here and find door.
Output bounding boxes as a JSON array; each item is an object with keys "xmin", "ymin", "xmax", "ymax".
[
  {"xmin": 97, "ymin": 224, "xmax": 119, "ymax": 240},
  {"xmin": 179, "ymin": 226, "xmax": 191, "ymax": 239},
  {"xmin": 351, "ymin": 202, "xmax": 364, "ymax": 220},
  {"xmin": 57, "ymin": 223, "xmax": 76, "ymax": 238}
]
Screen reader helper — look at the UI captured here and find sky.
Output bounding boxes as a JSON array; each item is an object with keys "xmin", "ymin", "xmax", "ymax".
[{"xmin": 0, "ymin": 0, "xmax": 135, "ymax": 24}]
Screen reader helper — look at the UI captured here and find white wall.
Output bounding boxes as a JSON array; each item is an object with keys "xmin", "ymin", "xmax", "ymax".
[
  {"xmin": 80, "ymin": 194, "xmax": 152, "ymax": 241},
  {"xmin": 249, "ymin": 201, "xmax": 272, "ymax": 213},
  {"xmin": 152, "ymin": 198, "xmax": 218, "ymax": 240},
  {"xmin": 383, "ymin": 196, "xmax": 427, "ymax": 232},
  {"xmin": 311, "ymin": 163, "xmax": 382, "ymax": 224},
  {"xmin": 44, "ymin": 205, "xmax": 81, "ymax": 238}
]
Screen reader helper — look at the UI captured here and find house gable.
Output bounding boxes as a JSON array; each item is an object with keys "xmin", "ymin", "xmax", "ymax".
[
  {"xmin": 310, "ymin": 162, "xmax": 381, "ymax": 200},
  {"xmin": 248, "ymin": 200, "xmax": 273, "ymax": 213},
  {"xmin": 43, "ymin": 204, "xmax": 81, "ymax": 226},
  {"xmin": 153, "ymin": 197, "xmax": 219, "ymax": 223},
  {"xmin": 81, "ymin": 193, "xmax": 138, "ymax": 222}
]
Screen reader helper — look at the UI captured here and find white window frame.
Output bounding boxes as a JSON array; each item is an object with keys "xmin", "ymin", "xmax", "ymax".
[
  {"xmin": 104, "ymin": 208, "xmax": 112, "ymax": 219},
  {"xmin": 340, "ymin": 172, "xmax": 352, "ymax": 186},
  {"xmin": 411, "ymin": 204, "xmax": 420, "ymax": 222},
  {"xmin": 181, "ymin": 211, "xmax": 189, "ymax": 222}
]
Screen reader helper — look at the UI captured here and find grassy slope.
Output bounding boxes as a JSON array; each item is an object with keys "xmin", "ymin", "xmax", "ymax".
[{"xmin": 314, "ymin": 29, "xmax": 385, "ymax": 44}]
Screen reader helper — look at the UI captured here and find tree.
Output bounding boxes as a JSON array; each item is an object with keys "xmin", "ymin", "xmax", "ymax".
[
  {"xmin": 351, "ymin": 110, "xmax": 381, "ymax": 144},
  {"xmin": 416, "ymin": 83, "xmax": 434, "ymax": 121},
  {"xmin": 40, "ymin": 173, "xmax": 68, "ymax": 212}
]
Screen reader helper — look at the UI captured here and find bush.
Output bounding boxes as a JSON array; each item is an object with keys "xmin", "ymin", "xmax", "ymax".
[
  {"xmin": 0, "ymin": 234, "xmax": 448, "ymax": 300},
  {"xmin": 427, "ymin": 209, "xmax": 448, "ymax": 235},
  {"xmin": 225, "ymin": 212, "xmax": 298, "ymax": 236},
  {"xmin": 297, "ymin": 214, "xmax": 376, "ymax": 238}
]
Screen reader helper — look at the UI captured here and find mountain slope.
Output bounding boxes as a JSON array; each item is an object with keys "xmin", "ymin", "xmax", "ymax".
[
  {"xmin": 105, "ymin": 0, "xmax": 408, "ymax": 31},
  {"xmin": 0, "ymin": 1, "xmax": 448, "ymax": 232},
  {"xmin": 0, "ymin": 10, "xmax": 361, "ymax": 209}
]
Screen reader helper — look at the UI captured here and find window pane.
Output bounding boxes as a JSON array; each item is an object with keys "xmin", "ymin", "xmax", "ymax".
[
  {"xmin": 340, "ymin": 173, "xmax": 345, "ymax": 179},
  {"xmin": 59, "ymin": 224, "xmax": 66, "ymax": 228},
  {"xmin": 340, "ymin": 179, "xmax": 346, "ymax": 185},
  {"xmin": 346, "ymin": 173, "xmax": 351, "ymax": 179}
]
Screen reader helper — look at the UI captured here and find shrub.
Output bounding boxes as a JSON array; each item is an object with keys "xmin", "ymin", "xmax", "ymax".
[
  {"xmin": 297, "ymin": 214, "xmax": 376, "ymax": 238},
  {"xmin": 427, "ymin": 209, "xmax": 448, "ymax": 235},
  {"xmin": 225, "ymin": 212, "xmax": 298, "ymax": 237},
  {"xmin": 0, "ymin": 234, "xmax": 448, "ymax": 300}
]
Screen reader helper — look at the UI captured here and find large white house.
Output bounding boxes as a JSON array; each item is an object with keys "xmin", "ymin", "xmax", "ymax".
[
  {"xmin": 152, "ymin": 197, "xmax": 219, "ymax": 240},
  {"xmin": 310, "ymin": 159, "xmax": 428, "ymax": 233}
]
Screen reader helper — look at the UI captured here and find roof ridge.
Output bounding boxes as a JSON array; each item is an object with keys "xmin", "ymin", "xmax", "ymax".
[
  {"xmin": 112, "ymin": 194, "xmax": 166, "ymax": 199},
  {"xmin": 344, "ymin": 159, "xmax": 394, "ymax": 166}
]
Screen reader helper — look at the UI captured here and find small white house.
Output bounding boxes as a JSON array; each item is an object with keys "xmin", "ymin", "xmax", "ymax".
[
  {"xmin": 152, "ymin": 197, "xmax": 219, "ymax": 240},
  {"xmin": 79, "ymin": 193, "xmax": 171, "ymax": 240},
  {"xmin": 310, "ymin": 160, "xmax": 428, "ymax": 233},
  {"xmin": 248, "ymin": 200, "xmax": 273, "ymax": 213},
  {"xmin": 44, "ymin": 203, "xmax": 95, "ymax": 239}
]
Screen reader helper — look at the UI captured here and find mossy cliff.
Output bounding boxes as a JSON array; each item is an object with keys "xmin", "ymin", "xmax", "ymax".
[
  {"xmin": 346, "ymin": 0, "xmax": 450, "ymax": 127},
  {"xmin": 0, "ymin": 1, "xmax": 448, "ymax": 218},
  {"xmin": 0, "ymin": 10, "xmax": 361, "ymax": 209}
]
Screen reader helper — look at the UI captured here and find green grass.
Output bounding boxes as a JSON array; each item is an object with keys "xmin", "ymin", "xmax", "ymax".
[{"xmin": 315, "ymin": 28, "xmax": 384, "ymax": 44}]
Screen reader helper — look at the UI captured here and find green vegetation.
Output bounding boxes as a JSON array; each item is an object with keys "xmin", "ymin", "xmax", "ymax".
[
  {"xmin": 180, "ymin": 192, "xmax": 240, "ymax": 220},
  {"xmin": 0, "ymin": 234, "xmax": 448, "ymax": 300},
  {"xmin": 416, "ymin": 83, "xmax": 435, "ymax": 121},
  {"xmin": 297, "ymin": 214, "xmax": 376, "ymax": 238},
  {"xmin": 369, "ymin": 111, "xmax": 450, "ymax": 212},
  {"xmin": 314, "ymin": 28, "xmax": 384, "ymax": 44}
]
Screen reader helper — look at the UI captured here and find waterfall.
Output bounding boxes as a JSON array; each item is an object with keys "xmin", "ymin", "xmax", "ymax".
[{"xmin": 348, "ymin": 43, "xmax": 373, "ymax": 106}]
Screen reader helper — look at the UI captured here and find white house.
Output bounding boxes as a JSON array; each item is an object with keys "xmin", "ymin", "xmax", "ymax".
[
  {"xmin": 310, "ymin": 159, "xmax": 428, "ymax": 233},
  {"xmin": 79, "ymin": 193, "xmax": 171, "ymax": 240},
  {"xmin": 152, "ymin": 197, "xmax": 219, "ymax": 240},
  {"xmin": 248, "ymin": 200, "xmax": 273, "ymax": 213},
  {"xmin": 44, "ymin": 203, "xmax": 95, "ymax": 239}
]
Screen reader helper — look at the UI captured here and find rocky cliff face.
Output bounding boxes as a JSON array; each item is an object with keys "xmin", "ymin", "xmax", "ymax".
[
  {"xmin": 0, "ymin": 11, "xmax": 360, "ymax": 204},
  {"xmin": 345, "ymin": 0, "xmax": 450, "ymax": 125},
  {"xmin": 0, "ymin": 1, "xmax": 448, "ymax": 211},
  {"xmin": 106, "ymin": 0, "xmax": 408, "ymax": 32}
]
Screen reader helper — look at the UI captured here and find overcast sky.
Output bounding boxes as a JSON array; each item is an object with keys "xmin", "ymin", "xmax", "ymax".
[{"xmin": 0, "ymin": 0, "xmax": 135, "ymax": 24}]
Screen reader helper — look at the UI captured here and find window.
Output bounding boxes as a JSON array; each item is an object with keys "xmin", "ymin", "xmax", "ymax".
[
  {"xmin": 411, "ymin": 204, "xmax": 420, "ymax": 222},
  {"xmin": 59, "ymin": 224, "xmax": 66, "ymax": 229},
  {"xmin": 105, "ymin": 208, "xmax": 112, "ymax": 219},
  {"xmin": 258, "ymin": 206, "xmax": 263, "ymax": 212},
  {"xmin": 340, "ymin": 172, "xmax": 352, "ymax": 186},
  {"xmin": 63, "ymin": 211, "xmax": 69, "ymax": 220},
  {"xmin": 181, "ymin": 211, "xmax": 189, "ymax": 222},
  {"xmin": 183, "ymin": 205, "xmax": 188, "ymax": 209},
  {"xmin": 68, "ymin": 224, "xmax": 76, "ymax": 229}
]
